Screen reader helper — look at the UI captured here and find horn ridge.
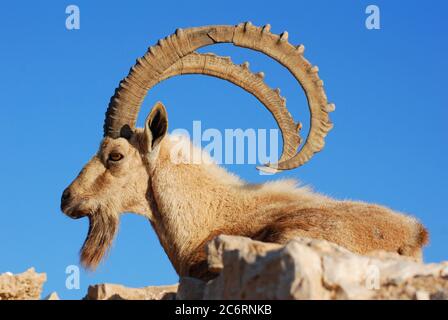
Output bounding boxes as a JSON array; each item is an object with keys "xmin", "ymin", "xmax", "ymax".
[{"xmin": 104, "ymin": 23, "xmax": 334, "ymax": 170}]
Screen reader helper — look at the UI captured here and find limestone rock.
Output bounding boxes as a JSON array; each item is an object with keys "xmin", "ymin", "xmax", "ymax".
[
  {"xmin": 82, "ymin": 236, "xmax": 447, "ymax": 300},
  {"xmin": 178, "ymin": 235, "xmax": 448, "ymax": 300},
  {"xmin": 43, "ymin": 292, "xmax": 60, "ymax": 300},
  {"xmin": 177, "ymin": 277, "xmax": 206, "ymax": 300},
  {"xmin": 85, "ymin": 283, "xmax": 178, "ymax": 300},
  {"xmin": 0, "ymin": 268, "xmax": 47, "ymax": 300}
]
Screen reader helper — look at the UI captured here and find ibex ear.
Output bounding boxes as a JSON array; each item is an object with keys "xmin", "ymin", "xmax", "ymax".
[{"xmin": 144, "ymin": 101, "xmax": 168, "ymax": 152}]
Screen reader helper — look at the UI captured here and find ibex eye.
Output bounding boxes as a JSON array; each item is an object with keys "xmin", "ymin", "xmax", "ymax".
[{"xmin": 108, "ymin": 152, "xmax": 123, "ymax": 162}]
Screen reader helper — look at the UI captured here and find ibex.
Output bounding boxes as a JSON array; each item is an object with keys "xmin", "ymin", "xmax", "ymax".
[{"xmin": 61, "ymin": 23, "xmax": 428, "ymax": 280}]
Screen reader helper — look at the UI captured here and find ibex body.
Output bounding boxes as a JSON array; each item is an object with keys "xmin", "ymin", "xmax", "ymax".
[{"xmin": 61, "ymin": 23, "xmax": 428, "ymax": 280}]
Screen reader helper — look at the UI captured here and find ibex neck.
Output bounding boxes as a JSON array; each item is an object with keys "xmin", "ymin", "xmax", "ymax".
[
  {"xmin": 143, "ymin": 136, "xmax": 321, "ymax": 277},
  {"xmin": 146, "ymin": 136, "xmax": 244, "ymax": 276}
]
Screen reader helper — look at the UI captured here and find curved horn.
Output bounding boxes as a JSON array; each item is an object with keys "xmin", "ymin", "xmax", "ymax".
[
  {"xmin": 155, "ymin": 52, "xmax": 299, "ymax": 162},
  {"xmin": 104, "ymin": 22, "xmax": 334, "ymax": 170}
]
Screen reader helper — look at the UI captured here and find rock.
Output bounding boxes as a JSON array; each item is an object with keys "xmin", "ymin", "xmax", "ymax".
[
  {"xmin": 0, "ymin": 268, "xmax": 47, "ymax": 300},
  {"xmin": 85, "ymin": 283, "xmax": 178, "ymax": 300},
  {"xmin": 415, "ymin": 290, "xmax": 430, "ymax": 300},
  {"xmin": 43, "ymin": 292, "xmax": 60, "ymax": 300},
  {"xmin": 177, "ymin": 235, "xmax": 448, "ymax": 300},
  {"xmin": 177, "ymin": 277, "xmax": 206, "ymax": 300},
  {"xmin": 80, "ymin": 235, "xmax": 447, "ymax": 300},
  {"xmin": 206, "ymin": 235, "xmax": 281, "ymax": 274}
]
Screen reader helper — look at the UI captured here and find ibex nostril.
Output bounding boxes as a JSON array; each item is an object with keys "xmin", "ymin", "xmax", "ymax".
[{"xmin": 61, "ymin": 188, "xmax": 71, "ymax": 203}]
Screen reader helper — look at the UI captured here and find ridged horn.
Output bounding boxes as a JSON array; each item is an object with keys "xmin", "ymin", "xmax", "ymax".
[
  {"xmin": 161, "ymin": 52, "xmax": 299, "ymax": 162},
  {"xmin": 104, "ymin": 23, "xmax": 334, "ymax": 170}
]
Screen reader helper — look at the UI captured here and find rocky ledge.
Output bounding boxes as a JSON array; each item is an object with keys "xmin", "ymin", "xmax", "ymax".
[
  {"xmin": 87, "ymin": 236, "xmax": 448, "ymax": 300},
  {"xmin": 2, "ymin": 236, "xmax": 448, "ymax": 300},
  {"xmin": 0, "ymin": 268, "xmax": 47, "ymax": 300}
]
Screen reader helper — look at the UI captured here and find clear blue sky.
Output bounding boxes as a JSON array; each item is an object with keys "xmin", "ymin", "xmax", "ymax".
[{"xmin": 0, "ymin": 1, "xmax": 447, "ymax": 299}]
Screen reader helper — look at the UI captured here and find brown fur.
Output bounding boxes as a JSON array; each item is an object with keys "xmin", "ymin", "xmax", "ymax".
[
  {"xmin": 80, "ymin": 213, "xmax": 119, "ymax": 269},
  {"xmin": 61, "ymin": 103, "xmax": 428, "ymax": 278}
]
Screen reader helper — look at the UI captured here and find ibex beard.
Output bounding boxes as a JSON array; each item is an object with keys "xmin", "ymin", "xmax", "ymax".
[
  {"xmin": 81, "ymin": 212, "xmax": 118, "ymax": 269},
  {"xmin": 61, "ymin": 136, "xmax": 149, "ymax": 270},
  {"xmin": 61, "ymin": 173, "xmax": 120, "ymax": 270}
]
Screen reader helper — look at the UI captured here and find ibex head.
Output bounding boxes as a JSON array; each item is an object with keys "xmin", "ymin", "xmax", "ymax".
[
  {"xmin": 61, "ymin": 23, "xmax": 335, "ymax": 270},
  {"xmin": 61, "ymin": 103, "xmax": 168, "ymax": 268}
]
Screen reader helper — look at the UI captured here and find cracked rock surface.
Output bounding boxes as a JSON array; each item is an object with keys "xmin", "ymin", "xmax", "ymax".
[
  {"xmin": 0, "ymin": 268, "xmax": 46, "ymax": 300},
  {"xmin": 179, "ymin": 235, "xmax": 448, "ymax": 300},
  {"xmin": 2, "ymin": 236, "xmax": 446, "ymax": 300}
]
